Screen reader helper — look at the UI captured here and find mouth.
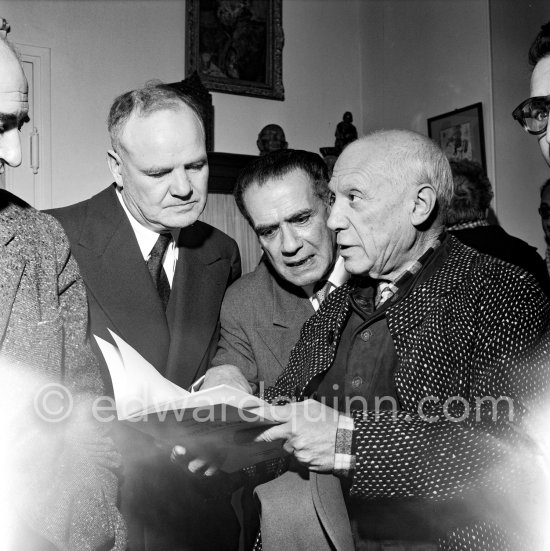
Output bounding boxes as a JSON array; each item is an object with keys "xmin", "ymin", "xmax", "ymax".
[
  {"xmin": 170, "ymin": 201, "xmax": 197, "ymax": 209},
  {"xmin": 285, "ymin": 254, "xmax": 314, "ymax": 268}
]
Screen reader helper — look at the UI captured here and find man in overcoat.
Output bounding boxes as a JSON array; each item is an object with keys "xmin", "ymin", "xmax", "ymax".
[{"xmin": 0, "ymin": 35, "xmax": 126, "ymax": 550}]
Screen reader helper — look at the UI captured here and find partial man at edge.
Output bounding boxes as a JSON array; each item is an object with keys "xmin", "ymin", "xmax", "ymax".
[
  {"xmin": 48, "ymin": 83, "xmax": 241, "ymax": 551},
  {"xmin": 0, "ymin": 36, "xmax": 126, "ymax": 550},
  {"xmin": 513, "ymin": 20, "xmax": 550, "ymax": 166}
]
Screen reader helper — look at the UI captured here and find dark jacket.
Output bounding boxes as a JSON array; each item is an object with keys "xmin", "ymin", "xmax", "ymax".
[
  {"xmin": 450, "ymin": 224, "xmax": 550, "ymax": 294},
  {"xmin": 48, "ymin": 184, "xmax": 242, "ymax": 551}
]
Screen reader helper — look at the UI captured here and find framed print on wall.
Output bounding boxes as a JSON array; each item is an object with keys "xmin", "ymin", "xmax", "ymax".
[
  {"xmin": 427, "ymin": 102, "xmax": 486, "ymax": 170},
  {"xmin": 185, "ymin": 0, "xmax": 285, "ymax": 100}
]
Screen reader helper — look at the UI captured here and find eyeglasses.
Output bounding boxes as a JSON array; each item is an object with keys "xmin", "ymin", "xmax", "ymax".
[
  {"xmin": 539, "ymin": 206, "xmax": 550, "ymax": 220},
  {"xmin": 512, "ymin": 95, "xmax": 550, "ymax": 135}
]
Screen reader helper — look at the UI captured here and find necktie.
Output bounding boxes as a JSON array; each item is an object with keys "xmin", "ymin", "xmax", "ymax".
[
  {"xmin": 147, "ymin": 233, "xmax": 171, "ymax": 310},
  {"xmin": 375, "ymin": 281, "xmax": 393, "ymax": 308}
]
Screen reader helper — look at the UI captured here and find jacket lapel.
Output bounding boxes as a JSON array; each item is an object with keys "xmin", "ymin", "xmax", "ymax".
[
  {"xmin": 75, "ymin": 186, "xmax": 170, "ymax": 371},
  {"xmin": 283, "ymin": 284, "xmax": 351, "ymax": 397},
  {"xmin": 164, "ymin": 225, "xmax": 230, "ymax": 388},
  {"xmin": 311, "ymin": 472, "xmax": 354, "ymax": 551},
  {"xmin": 0, "ymin": 223, "xmax": 25, "ymax": 343},
  {"xmin": 257, "ymin": 274, "xmax": 314, "ymax": 371}
]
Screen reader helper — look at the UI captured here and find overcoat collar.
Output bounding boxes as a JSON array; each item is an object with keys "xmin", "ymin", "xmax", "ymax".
[{"xmin": 0, "ymin": 201, "xmax": 25, "ymax": 342}]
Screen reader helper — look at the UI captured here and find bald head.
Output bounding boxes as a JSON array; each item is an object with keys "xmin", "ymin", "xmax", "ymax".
[
  {"xmin": 336, "ymin": 130, "xmax": 453, "ymax": 221},
  {"xmin": 327, "ymin": 130, "xmax": 451, "ymax": 279},
  {"xmin": 0, "ymin": 37, "xmax": 29, "ymax": 172}
]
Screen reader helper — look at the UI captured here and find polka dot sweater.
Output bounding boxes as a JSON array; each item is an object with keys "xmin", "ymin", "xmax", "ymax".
[{"xmin": 259, "ymin": 236, "xmax": 550, "ymax": 550}]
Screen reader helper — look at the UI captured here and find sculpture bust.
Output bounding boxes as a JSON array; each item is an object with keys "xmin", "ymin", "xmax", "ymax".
[
  {"xmin": 335, "ymin": 111, "xmax": 358, "ymax": 152},
  {"xmin": 320, "ymin": 111, "xmax": 358, "ymax": 159},
  {"xmin": 257, "ymin": 124, "xmax": 288, "ymax": 156}
]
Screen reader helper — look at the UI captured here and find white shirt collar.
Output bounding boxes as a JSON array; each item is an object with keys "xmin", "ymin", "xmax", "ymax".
[
  {"xmin": 326, "ymin": 255, "xmax": 349, "ymax": 289},
  {"xmin": 308, "ymin": 255, "xmax": 350, "ymax": 311},
  {"xmin": 115, "ymin": 187, "xmax": 179, "ymax": 260},
  {"xmin": 115, "ymin": 188, "xmax": 180, "ymax": 286}
]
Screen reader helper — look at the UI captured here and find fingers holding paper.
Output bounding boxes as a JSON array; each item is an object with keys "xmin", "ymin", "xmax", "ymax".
[
  {"xmin": 201, "ymin": 365, "xmax": 253, "ymax": 394},
  {"xmin": 170, "ymin": 443, "xmax": 226, "ymax": 477},
  {"xmin": 252, "ymin": 399, "xmax": 340, "ymax": 472}
]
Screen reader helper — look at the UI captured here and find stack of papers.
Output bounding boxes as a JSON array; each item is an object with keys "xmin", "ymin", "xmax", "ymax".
[{"xmin": 95, "ymin": 331, "xmax": 284, "ymax": 472}]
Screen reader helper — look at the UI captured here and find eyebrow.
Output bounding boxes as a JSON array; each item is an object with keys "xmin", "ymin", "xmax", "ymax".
[
  {"xmin": 254, "ymin": 208, "xmax": 314, "ymax": 234},
  {"xmin": 0, "ymin": 112, "xmax": 29, "ymax": 128},
  {"xmin": 184, "ymin": 157, "xmax": 208, "ymax": 168},
  {"xmin": 142, "ymin": 156, "xmax": 208, "ymax": 175}
]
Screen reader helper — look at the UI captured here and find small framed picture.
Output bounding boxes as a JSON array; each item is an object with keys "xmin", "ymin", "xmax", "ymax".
[
  {"xmin": 185, "ymin": 0, "xmax": 284, "ymax": 101},
  {"xmin": 427, "ymin": 102, "xmax": 486, "ymax": 170}
]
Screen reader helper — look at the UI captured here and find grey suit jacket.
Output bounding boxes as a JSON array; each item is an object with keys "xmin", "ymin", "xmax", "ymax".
[
  {"xmin": 0, "ymin": 190, "xmax": 126, "ymax": 550},
  {"xmin": 212, "ymin": 258, "xmax": 315, "ymax": 388}
]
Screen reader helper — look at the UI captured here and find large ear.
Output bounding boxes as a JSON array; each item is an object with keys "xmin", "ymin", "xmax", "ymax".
[
  {"xmin": 107, "ymin": 149, "xmax": 124, "ymax": 187},
  {"xmin": 410, "ymin": 184, "xmax": 437, "ymax": 227}
]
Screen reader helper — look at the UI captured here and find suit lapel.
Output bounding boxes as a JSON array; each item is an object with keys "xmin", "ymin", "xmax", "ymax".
[
  {"xmin": 164, "ymin": 225, "xmax": 229, "ymax": 388},
  {"xmin": 311, "ymin": 472, "xmax": 354, "ymax": 551},
  {"xmin": 75, "ymin": 186, "xmax": 170, "ymax": 371},
  {"xmin": 0, "ymin": 223, "xmax": 25, "ymax": 343},
  {"xmin": 257, "ymin": 273, "xmax": 314, "ymax": 371}
]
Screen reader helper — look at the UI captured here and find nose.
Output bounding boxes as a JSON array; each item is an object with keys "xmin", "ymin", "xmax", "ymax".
[
  {"xmin": 327, "ymin": 199, "xmax": 345, "ymax": 232},
  {"xmin": 280, "ymin": 225, "xmax": 302, "ymax": 255},
  {"xmin": 170, "ymin": 168, "xmax": 193, "ymax": 198},
  {"xmin": 0, "ymin": 128, "xmax": 23, "ymax": 168}
]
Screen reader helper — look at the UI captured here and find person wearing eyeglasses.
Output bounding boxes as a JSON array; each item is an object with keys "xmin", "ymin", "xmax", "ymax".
[{"xmin": 512, "ymin": 22, "xmax": 550, "ymax": 164}]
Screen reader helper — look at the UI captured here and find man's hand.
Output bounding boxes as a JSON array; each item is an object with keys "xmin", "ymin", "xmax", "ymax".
[
  {"xmin": 201, "ymin": 365, "xmax": 253, "ymax": 393},
  {"xmin": 253, "ymin": 399, "xmax": 339, "ymax": 472},
  {"xmin": 170, "ymin": 444, "xmax": 225, "ymax": 477}
]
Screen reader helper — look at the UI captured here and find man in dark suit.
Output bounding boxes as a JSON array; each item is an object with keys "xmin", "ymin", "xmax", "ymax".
[
  {"xmin": 253, "ymin": 131, "xmax": 550, "ymax": 550},
  {"xmin": 49, "ymin": 83, "xmax": 241, "ymax": 551},
  {"xmin": 0, "ymin": 35, "xmax": 126, "ymax": 550}
]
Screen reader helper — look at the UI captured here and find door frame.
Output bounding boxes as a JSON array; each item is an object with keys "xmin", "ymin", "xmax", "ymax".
[{"xmin": 5, "ymin": 43, "xmax": 52, "ymax": 209}]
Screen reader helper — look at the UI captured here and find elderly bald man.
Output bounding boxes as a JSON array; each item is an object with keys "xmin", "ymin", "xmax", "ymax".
[{"xmin": 252, "ymin": 130, "xmax": 550, "ymax": 551}]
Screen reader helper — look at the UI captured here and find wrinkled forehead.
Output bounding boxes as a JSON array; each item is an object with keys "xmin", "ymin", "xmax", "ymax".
[
  {"xmin": 331, "ymin": 143, "xmax": 386, "ymax": 187},
  {"xmin": 0, "ymin": 51, "xmax": 29, "ymax": 116}
]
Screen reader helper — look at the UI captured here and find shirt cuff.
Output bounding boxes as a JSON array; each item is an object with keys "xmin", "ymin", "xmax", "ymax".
[{"xmin": 333, "ymin": 413, "xmax": 355, "ymax": 477}]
